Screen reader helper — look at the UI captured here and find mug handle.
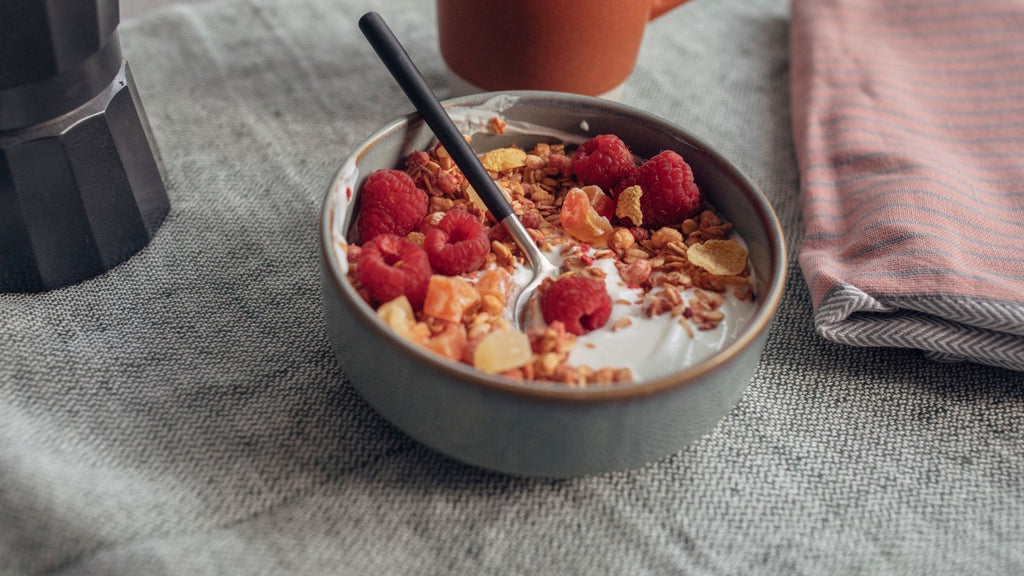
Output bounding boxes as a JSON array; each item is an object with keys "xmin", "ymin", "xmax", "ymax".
[{"xmin": 649, "ymin": 0, "xmax": 690, "ymax": 20}]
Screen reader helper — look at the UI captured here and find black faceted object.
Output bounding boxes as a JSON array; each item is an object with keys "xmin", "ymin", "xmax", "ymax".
[{"xmin": 0, "ymin": 0, "xmax": 169, "ymax": 293}]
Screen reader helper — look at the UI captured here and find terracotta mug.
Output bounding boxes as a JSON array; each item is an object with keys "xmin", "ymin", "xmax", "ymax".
[{"xmin": 437, "ymin": 0, "xmax": 691, "ymax": 99}]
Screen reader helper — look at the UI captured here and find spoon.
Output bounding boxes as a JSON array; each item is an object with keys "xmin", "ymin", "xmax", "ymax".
[{"xmin": 358, "ymin": 11, "xmax": 558, "ymax": 330}]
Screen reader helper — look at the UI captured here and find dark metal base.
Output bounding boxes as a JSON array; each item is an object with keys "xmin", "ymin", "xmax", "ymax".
[{"xmin": 0, "ymin": 59, "xmax": 169, "ymax": 293}]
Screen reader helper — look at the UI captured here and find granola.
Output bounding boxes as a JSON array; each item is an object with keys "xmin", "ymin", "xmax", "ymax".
[{"xmin": 344, "ymin": 125, "xmax": 757, "ymax": 385}]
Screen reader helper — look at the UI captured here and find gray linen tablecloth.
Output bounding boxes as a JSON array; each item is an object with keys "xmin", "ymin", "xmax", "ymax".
[{"xmin": 1, "ymin": 0, "xmax": 1022, "ymax": 574}]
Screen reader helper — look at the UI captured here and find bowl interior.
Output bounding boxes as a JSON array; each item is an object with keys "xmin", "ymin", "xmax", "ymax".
[{"xmin": 322, "ymin": 91, "xmax": 786, "ymax": 397}]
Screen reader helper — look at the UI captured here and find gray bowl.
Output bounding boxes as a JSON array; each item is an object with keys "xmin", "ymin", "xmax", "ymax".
[{"xmin": 320, "ymin": 92, "xmax": 786, "ymax": 477}]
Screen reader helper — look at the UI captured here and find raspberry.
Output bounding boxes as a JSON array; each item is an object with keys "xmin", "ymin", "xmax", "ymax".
[
  {"xmin": 571, "ymin": 134, "xmax": 637, "ymax": 192},
  {"xmin": 636, "ymin": 150, "xmax": 701, "ymax": 229},
  {"xmin": 541, "ymin": 276, "xmax": 613, "ymax": 336},
  {"xmin": 356, "ymin": 234, "xmax": 432, "ymax": 310},
  {"xmin": 356, "ymin": 169, "xmax": 428, "ymax": 242},
  {"xmin": 424, "ymin": 209, "xmax": 490, "ymax": 275}
]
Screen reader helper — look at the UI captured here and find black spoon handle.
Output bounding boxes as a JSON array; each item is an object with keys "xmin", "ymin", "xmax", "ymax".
[{"xmin": 358, "ymin": 11, "xmax": 513, "ymax": 222}]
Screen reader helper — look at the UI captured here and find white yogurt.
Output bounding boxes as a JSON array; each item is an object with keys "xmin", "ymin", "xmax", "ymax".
[
  {"xmin": 572, "ymin": 257, "xmax": 756, "ymax": 380},
  {"xmin": 514, "ymin": 241, "xmax": 758, "ymax": 382}
]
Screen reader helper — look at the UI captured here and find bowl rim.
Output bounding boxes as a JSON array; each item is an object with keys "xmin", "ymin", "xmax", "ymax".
[{"xmin": 320, "ymin": 90, "xmax": 787, "ymax": 404}]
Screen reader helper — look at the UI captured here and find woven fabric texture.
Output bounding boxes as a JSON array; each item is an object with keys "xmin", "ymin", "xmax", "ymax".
[
  {"xmin": 792, "ymin": 0, "xmax": 1024, "ymax": 371},
  {"xmin": 1, "ymin": 0, "xmax": 1022, "ymax": 574}
]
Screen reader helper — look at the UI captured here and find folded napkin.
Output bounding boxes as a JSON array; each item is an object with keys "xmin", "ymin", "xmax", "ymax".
[{"xmin": 791, "ymin": 0, "xmax": 1024, "ymax": 371}]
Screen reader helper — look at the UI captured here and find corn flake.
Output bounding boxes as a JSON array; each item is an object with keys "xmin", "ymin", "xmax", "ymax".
[
  {"xmin": 615, "ymin": 185, "xmax": 644, "ymax": 227},
  {"xmin": 686, "ymin": 239, "xmax": 748, "ymax": 276},
  {"xmin": 480, "ymin": 147, "xmax": 527, "ymax": 172}
]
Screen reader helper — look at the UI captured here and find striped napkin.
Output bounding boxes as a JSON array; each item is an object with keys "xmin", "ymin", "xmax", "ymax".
[{"xmin": 791, "ymin": 0, "xmax": 1024, "ymax": 371}]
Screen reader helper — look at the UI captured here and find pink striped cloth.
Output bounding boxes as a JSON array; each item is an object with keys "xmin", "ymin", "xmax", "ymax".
[{"xmin": 791, "ymin": 0, "xmax": 1024, "ymax": 371}]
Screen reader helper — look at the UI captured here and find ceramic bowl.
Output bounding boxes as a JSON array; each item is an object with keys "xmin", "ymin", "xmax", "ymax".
[{"xmin": 320, "ymin": 92, "xmax": 786, "ymax": 477}]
